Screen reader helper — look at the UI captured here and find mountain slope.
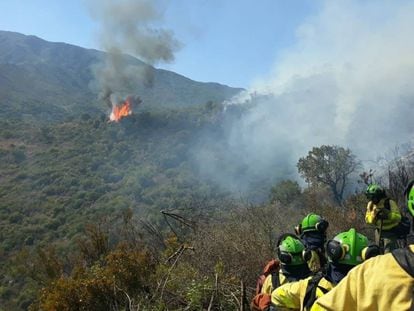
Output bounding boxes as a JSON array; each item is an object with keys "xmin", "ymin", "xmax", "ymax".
[
  {"xmin": 0, "ymin": 107, "xmax": 234, "ymax": 309},
  {"xmin": 0, "ymin": 31, "xmax": 243, "ymax": 121}
]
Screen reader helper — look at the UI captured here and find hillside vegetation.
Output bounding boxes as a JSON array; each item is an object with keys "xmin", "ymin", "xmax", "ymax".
[
  {"xmin": 0, "ymin": 105, "xmax": 221, "ymax": 307},
  {"xmin": 2, "ymin": 105, "xmax": 409, "ymax": 310}
]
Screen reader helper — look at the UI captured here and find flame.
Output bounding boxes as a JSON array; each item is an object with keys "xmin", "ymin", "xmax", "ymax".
[{"xmin": 109, "ymin": 99, "xmax": 132, "ymax": 122}]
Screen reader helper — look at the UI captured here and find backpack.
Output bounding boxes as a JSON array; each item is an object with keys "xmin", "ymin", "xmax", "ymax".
[
  {"xmin": 255, "ymin": 259, "xmax": 280, "ymax": 295},
  {"xmin": 392, "ymin": 216, "xmax": 411, "ymax": 238},
  {"xmin": 392, "ymin": 247, "xmax": 414, "ymax": 278},
  {"xmin": 303, "ymin": 273, "xmax": 330, "ymax": 311},
  {"xmin": 251, "ymin": 259, "xmax": 280, "ymax": 311},
  {"xmin": 250, "ymin": 272, "xmax": 280, "ymax": 311},
  {"xmin": 250, "ymin": 293, "xmax": 272, "ymax": 311}
]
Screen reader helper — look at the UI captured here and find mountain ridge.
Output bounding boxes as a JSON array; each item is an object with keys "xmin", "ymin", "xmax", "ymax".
[{"xmin": 0, "ymin": 30, "xmax": 243, "ymax": 121}]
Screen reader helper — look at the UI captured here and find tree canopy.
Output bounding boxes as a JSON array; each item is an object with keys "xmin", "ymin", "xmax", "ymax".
[
  {"xmin": 297, "ymin": 145, "xmax": 360, "ymax": 204},
  {"xmin": 269, "ymin": 180, "xmax": 302, "ymax": 205}
]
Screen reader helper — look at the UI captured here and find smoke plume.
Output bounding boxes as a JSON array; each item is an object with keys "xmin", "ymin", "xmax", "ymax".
[
  {"xmin": 195, "ymin": 0, "xmax": 414, "ymax": 195},
  {"xmin": 86, "ymin": 0, "xmax": 180, "ymax": 99}
]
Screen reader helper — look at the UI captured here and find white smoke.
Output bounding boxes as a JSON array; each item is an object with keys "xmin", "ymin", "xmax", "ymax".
[
  {"xmin": 196, "ymin": 0, "xmax": 414, "ymax": 194},
  {"xmin": 251, "ymin": 0, "xmax": 414, "ymax": 158}
]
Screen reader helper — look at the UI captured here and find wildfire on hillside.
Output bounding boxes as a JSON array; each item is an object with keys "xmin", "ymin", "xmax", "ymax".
[{"xmin": 109, "ymin": 95, "xmax": 142, "ymax": 122}]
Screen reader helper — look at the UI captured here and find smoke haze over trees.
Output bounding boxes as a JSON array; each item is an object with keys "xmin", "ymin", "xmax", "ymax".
[{"xmin": 191, "ymin": 0, "xmax": 414, "ymax": 193}]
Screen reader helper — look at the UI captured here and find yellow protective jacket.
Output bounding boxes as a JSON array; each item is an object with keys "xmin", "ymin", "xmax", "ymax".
[
  {"xmin": 261, "ymin": 272, "xmax": 288, "ymax": 294},
  {"xmin": 311, "ymin": 245, "xmax": 414, "ymax": 311},
  {"xmin": 365, "ymin": 198, "xmax": 401, "ymax": 230},
  {"xmin": 271, "ymin": 275, "xmax": 334, "ymax": 310}
]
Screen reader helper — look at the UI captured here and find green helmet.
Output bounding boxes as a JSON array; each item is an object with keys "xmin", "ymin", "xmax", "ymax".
[
  {"xmin": 297, "ymin": 213, "xmax": 329, "ymax": 234},
  {"xmin": 277, "ymin": 234, "xmax": 306, "ymax": 265},
  {"xmin": 326, "ymin": 228, "xmax": 369, "ymax": 266},
  {"xmin": 404, "ymin": 180, "xmax": 414, "ymax": 217},
  {"xmin": 365, "ymin": 184, "xmax": 386, "ymax": 200}
]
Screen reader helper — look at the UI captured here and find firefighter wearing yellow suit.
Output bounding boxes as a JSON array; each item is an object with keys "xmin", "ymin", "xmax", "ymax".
[
  {"xmin": 365, "ymin": 184, "xmax": 402, "ymax": 253},
  {"xmin": 311, "ymin": 245, "xmax": 414, "ymax": 311},
  {"xmin": 261, "ymin": 234, "xmax": 311, "ymax": 294},
  {"xmin": 270, "ymin": 228, "xmax": 379, "ymax": 311},
  {"xmin": 312, "ymin": 182, "xmax": 414, "ymax": 311},
  {"xmin": 294, "ymin": 213, "xmax": 329, "ymax": 273}
]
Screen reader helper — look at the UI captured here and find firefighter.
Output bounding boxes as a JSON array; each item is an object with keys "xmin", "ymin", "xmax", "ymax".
[
  {"xmin": 251, "ymin": 234, "xmax": 312, "ymax": 310},
  {"xmin": 312, "ymin": 182, "xmax": 414, "ymax": 311},
  {"xmin": 261, "ymin": 234, "xmax": 311, "ymax": 294},
  {"xmin": 270, "ymin": 228, "xmax": 379, "ymax": 311},
  {"xmin": 295, "ymin": 213, "xmax": 328, "ymax": 272},
  {"xmin": 365, "ymin": 184, "xmax": 403, "ymax": 253}
]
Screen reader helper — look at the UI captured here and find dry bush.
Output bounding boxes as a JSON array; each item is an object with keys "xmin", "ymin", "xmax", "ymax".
[
  {"xmin": 174, "ymin": 202, "xmax": 304, "ymax": 307},
  {"xmin": 33, "ymin": 244, "xmax": 155, "ymax": 311},
  {"xmin": 76, "ymin": 223, "xmax": 110, "ymax": 266},
  {"xmin": 28, "ymin": 185, "xmax": 389, "ymax": 310}
]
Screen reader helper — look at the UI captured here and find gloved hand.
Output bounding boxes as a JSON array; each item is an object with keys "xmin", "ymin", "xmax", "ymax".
[
  {"xmin": 365, "ymin": 201, "xmax": 377, "ymax": 224},
  {"xmin": 376, "ymin": 209, "xmax": 390, "ymax": 220}
]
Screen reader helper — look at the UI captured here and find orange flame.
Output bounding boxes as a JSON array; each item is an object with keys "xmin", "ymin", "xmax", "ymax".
[{"xmin": 109, "ymin": 100, "xmax": 132, "ymax": 122}]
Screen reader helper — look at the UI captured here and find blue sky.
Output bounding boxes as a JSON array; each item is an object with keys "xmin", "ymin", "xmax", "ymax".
[{"xmin": 0, "ymin": 0, "xmax": 319, "ymax": 88}]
